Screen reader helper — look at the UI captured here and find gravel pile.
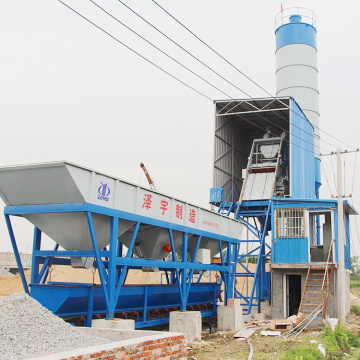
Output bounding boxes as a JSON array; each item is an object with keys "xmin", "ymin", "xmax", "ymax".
[
  {"xmin": 0, "ymin": 293, "xmax": 111, "ymax": 360},
  {"xmin": 0, "ymin": 268, "xmax": 14, "ymax": 277}
]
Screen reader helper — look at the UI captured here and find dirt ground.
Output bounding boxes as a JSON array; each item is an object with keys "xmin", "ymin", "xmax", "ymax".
[
  {"xmin": 189, "ymin": 317, "xmax": 360, "ymax": 360},
  {"xmin": 189, "ymin": 287, "xmax": 360, "ymax": 360},
  {"xmin": 188, "ymin": 329, "xmax": 323, "ymax": 360},
  {"xmin": 2, "ymin": 267, "xmax": 359, "ymax": 359}
]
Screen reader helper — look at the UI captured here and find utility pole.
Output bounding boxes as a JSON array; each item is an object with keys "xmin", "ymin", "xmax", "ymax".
[{"xmin": 337, "ymin": 149, "xmax": 346, "ymax": 324}]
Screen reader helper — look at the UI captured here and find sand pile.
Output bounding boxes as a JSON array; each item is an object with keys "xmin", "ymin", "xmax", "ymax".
[
  {"xmin": 0, "ymin": 267, "xmax": 14, "ymax": 278},
  {"xmin": 0, "ymin": 265, "xmax": 162, "ymax": 297},
  {"xmin": 0, "ymin": 262, "xmax": 263, "ymax": 298}
]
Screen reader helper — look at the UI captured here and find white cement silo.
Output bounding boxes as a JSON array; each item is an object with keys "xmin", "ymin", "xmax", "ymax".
[{"xmin": 275, "ymin": 8, "xmax": 321, "ymax": 194}]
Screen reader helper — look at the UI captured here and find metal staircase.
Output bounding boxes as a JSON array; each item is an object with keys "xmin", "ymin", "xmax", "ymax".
[{"xmin": 298, "ymin": 264, "xmax": 335, "ymax": 318}]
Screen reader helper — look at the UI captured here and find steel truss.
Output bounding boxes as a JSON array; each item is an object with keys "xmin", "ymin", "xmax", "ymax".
[{"xmin": 5, "ymin": 203, "xmax": 239, "ymax": 328}]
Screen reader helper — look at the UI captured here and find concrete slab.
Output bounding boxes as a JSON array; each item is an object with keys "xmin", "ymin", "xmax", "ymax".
[
  {"xmin": 253, "ymin": 312, "xmax": 268, "ymax": 320},
  {"xmin": 91, "ymin": 318, "xmax": 135, "ymax": 330},
  {"xmin": 169, "ymin": 311, "xmax": 201, "ymax": 342}
]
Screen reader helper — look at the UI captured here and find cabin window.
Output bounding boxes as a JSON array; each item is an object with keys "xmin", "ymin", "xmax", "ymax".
[{"xmin": 276, "ymin": 208, "xmax": 304, "ymax": 238}]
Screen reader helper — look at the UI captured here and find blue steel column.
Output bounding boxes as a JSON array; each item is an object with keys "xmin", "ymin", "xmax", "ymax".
[
  {"xmin": 114, "ymin": 222, "xmax": 140, "ymax": 305},
  {"xmin": 31, "ymin": 227, "xmax": 42, "ymax": 284},
  {"xmin": 86, "ymin": 287, "xmax": 95, "ymax": 327},
  {"xmin": 86, "ymin": 212, "xmax": 110, "ymax": 314},
  {"xmin": 37, "ymin": 243, "xmax": 59, "ymax": 284},
  {"xmin": 185, "ymin": 235, "xmax": 202, "ymax": 301},
  {"xmin": 230, "ymin": 243, "xmax": 238, "ymax": 298},
  {"xmin": 225, "ymin": 243, "xmax": 232, "ymax": 304},
  {"xmin": 180, "ymin": 232, "xmax": 188, "ymax": 311},
  {"xmin": 107, "ymin": 216, "xmax": 119, "ymax": 319},
  {"xmin": 4, "ymin": 214, "xmax": 29, "ymax": 294},
  {"xmin": 247, "ymin": 205, "xmax": 271, "ymax": 314}
]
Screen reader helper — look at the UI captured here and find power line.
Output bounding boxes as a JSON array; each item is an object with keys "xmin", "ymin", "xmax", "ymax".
[
  {"xmin": 151, "ymin": 0, "xmax": 358, "ymax": 151},
  {"xmin": 321, "ymin": 160, "xmax": 334, "ymax": 197},
  {"xmin": 115, "ymin": 0, "xmax": 332, "ymax": 153},
  {"xmin": 119, "ymin": 0, "xmax": 341, "ymax": 153},
  {"xmin": 58, "ymin": 0, "xmax": 310, "ymax": 155},
  {"xmin": 216, "ymin": 103, "xmax": 317, "ymax": 156},
  {"xmin": 350, "ymin": 198, "xmax": 360, "ymax": 252},
  {"xmin": 75, "ymin": 0, "xmax": 327, "ymax": 155},
  {"xmin": 349, "ymin": 224, "xmax": 359, "ymax": 257},
  {"xmin": 57, "ymin": 0, "xmax": 212, "ymax": 101},
  {"xmin": 116, "ymin": 0, "xmax": 253, "ymax": 99},
  {"xmin": 90, "ymin": 0, "xmax": 234, "ymax": 99},
  {"xmin": 151, "ymin": 0, "xmax": 272, "ymax": 98},
  {"xmin": 351, "ymin": 152, "xmax": 357, "ymax": 197},
  {"xmin": 60, "ymin": 1, "xmax": 344, "ymax": 157},
  {"xmin": 329, "ymin": 155, "xmax": 338, "ymax": 193}
]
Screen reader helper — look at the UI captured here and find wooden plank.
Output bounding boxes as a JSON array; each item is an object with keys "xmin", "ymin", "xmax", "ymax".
[{"xmin": 233, "ymin": 328, "xmax": 256, "ymax": 339}]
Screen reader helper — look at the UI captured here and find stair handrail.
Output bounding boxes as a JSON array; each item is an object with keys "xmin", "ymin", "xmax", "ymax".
[{"xmin": 321, "ymin": 237, "xmax": 334, "ymax": 309}]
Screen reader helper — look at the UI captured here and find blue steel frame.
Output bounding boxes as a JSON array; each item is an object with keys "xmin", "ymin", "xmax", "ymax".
[
  {"xmin": 227, "ymin": 197, "xmax": 355, "ymax": 315},
  {"xmin": 215, "ymin": 200, "xmax": 272, "ymax": 315},
  {"xmin": 4, "ymin": 202, "xmax": 240, "ymax": 328},
  {"xmin": 234, "ymin": 201, "xmax": 272, "ymax": 314}
]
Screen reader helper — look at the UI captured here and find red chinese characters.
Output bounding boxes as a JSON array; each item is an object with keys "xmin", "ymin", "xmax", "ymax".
[
  {"xmin": 142, "ymin": 194, "xmax": 152, "ymax": 210},
  {"xmin": 160, "ymin": 199, "xmax": 168, "ymax": 215},
  {"xmin": 189, "ymin": 209, "xmax": 196, "ymax": 223},
  {"xmin": 176, "ymin": 204, "xmax": 183, "ymax": 219}
]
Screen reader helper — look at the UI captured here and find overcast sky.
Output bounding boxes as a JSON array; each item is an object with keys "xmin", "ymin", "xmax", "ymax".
[{"xmin": 0, "ymin": 0, "xmax": 359, "ymax": 255}]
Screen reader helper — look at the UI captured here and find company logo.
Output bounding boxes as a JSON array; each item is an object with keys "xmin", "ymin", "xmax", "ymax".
[{"xmin": 97, "ymin": 182, "xmax": 110, "ymax": 202}]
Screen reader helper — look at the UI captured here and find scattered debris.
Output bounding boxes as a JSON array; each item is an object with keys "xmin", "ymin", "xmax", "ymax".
[
  {"xmin": 269, "ymin": 313, "xmax": 306, "ymax": 334},
  {"xmin": 260, "ymin": 330, "xmax": 281, "ymax": 336},
  {"xmin": 318, "ymin": 343, "xmax": 326, "ymax": 357},
  {"xmin": 283, "ymin": 307, "xmax": 323, "ymax": 338}
]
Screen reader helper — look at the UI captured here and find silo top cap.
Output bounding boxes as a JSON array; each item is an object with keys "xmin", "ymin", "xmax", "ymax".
[
  {"xmin": 275, "ymin": 8, "xmax": 317, "ymax": 50},
  {"xmin": 289, "ymin": 15, "xmax": 302, "ymax": 23}
]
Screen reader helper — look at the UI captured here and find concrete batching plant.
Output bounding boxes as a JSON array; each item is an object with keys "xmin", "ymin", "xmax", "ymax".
[{"xmin": 0, "ymin": 7, "xmax": 357, "ymax": 331}]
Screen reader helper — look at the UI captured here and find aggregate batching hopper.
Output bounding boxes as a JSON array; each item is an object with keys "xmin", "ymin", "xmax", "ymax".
[{"xmin": 0, "ymin": 161, "xmax": 244, "ymax": 327}]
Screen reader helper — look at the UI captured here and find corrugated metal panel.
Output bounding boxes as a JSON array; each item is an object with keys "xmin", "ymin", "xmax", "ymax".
[
  {"xmin": 290, "ymin": 99, "xmax": 315, "ymax": 198},
  {"xmin": 213, "ymin": 109, "xmax": 246, "ymax": 201},
  {"xmin": 273, "ymin": 237, "xmax": 309, "ymax": 263},
  {"xmin": 345, "ymin": 213, "xmax": 351, "ymax": 269}
]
